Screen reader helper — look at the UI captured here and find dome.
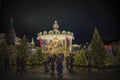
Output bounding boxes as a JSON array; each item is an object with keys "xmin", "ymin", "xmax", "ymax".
[
  {"xmin": 62, "ymin": 31, "xmax": 66, "ymax": 34},
  {"xmin": 40, "ymin": 32, "xmax": 42, "ymax": 35},
  {"xmin": 67, "ymin": 31, "xmax": 70, "ymax": 35},
  {"xmin": 43, "ymin": 31, "xmax": 47, "ymax": 35},
  {"xmin": 49, "ymin": 31, "xmax": 53, "ymax": 35}
]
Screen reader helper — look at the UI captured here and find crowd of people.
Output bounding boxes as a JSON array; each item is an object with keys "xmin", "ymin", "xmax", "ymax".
[
  {"xmin": 3, "ymin": 52, "xmax": 74, "ymax": 76},
  {"xmin": 44, "ymin": 53, "xmax": 74, "ymax": 75},
  {"xmin": 2, "ymin": 55, "xmax": 26, "ymax": 76}
]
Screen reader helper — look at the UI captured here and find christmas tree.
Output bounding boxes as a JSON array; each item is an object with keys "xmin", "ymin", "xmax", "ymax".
[
  {"xmin": 90, "ymin": 27, "xmax": 106, "ymax": 66},
  {"xmin": 18, "ymin": 35, "xmax": 28, "ymax": 59},
  {"xmin": 74, "ymin": 49, "xmax": 88, "ymax": 66}
]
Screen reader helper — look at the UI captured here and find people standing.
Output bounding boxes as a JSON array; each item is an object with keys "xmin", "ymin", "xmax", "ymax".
[
  {"xmin": 50, "ymin": 55, "xmax": 55, "ymax": 74},
  {"xmin": 44, "ymin": 61, "xmax": 49, "ymax": 73},
  {"xmin": 66, "ymin": 55, "xmax": 69, "ymax": 69},
  {"xmin": 20, "ymin": 56, "xmax": 25, "ymax": 75},
  {"xmin": 56, "ymin": 57, "xmax": 63, "ymax": 75},
  {"xmin": 44, "ymin": 53, "xmax": 50, "ymax": 73},
  {"xmin": 16, "ymin": 56, "xmax": 20, "ymax": 75},
  {"xmin": 4, "ymin": 56, "xmax": 10, "ymax": 72},
  {"xmin": 70, "ymin": 54, "xmax": 74, "ymax": 70}
]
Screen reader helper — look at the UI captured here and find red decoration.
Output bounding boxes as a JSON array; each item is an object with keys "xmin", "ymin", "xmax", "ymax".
[{"xmin": 39, "ymin": 37, "xmax": 42, "ymax": 48}]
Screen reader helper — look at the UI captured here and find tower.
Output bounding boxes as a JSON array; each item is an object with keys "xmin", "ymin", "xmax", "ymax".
[
  {"xmin": 6, "ymin": 16, "xmax": 16, "ymax": 46},
  {"xmin": 30, "ymin": 37, "xmax": 35, "ymax": 48},
  {"xmin": 31, "ymin": 37, "xmax": 35, "ymax": 45},
  {"xmin": 53, "ymin": 20, "xmax": 59, "ymax": 31}
]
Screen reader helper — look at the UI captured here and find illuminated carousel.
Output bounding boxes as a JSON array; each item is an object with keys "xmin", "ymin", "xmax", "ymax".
[{"xmin": 37, "ymin": 20, "xmax": 74, "ymax": 56}]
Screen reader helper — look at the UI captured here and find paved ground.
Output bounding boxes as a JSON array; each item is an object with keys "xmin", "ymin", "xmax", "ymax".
[{"xmin": 0, "ymin": 65, "xmax": 120, "ymax": 80}]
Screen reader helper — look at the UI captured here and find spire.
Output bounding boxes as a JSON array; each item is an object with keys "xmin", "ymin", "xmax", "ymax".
[
  {"xmin": 55, "ymin": 20, "xmax": 57, "ymax": 24},
  {"xmin": 10, "ymin": 16, "xmax": 14, "ymax": 27},
  {"xmin": 6, "ymin": 16, "xmax": 16, "ymax": 46},
  {"xmin": 10, "ymin": 16, "xmax": 13, "ymax": 24},
  {"xmin": 31, "ymin": 37, "xmax": 35, "ymax": 45}
]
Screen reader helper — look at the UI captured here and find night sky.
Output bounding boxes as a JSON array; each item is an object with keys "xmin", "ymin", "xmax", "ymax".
[{"xmin": 0, "ymin": 0, "xmax": 119, "ymax": 45}]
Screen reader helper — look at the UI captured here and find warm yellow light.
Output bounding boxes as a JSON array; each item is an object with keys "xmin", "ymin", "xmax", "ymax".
[{"xmin": 53, "ymin": 37, "xmax": 59, "ymax": 43}]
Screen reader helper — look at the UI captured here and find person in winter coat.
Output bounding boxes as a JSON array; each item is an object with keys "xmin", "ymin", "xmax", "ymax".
[
  {"xmin": 20, "ymin": 56, "xmax": 25, "ymax": 74},
  {"xmin": 4, "ymin": 56, "xmax": 10, "ymax": 72},
  {"xmin": 16, "ymin": 56, "xmax": 21, "ymax": 75},
  {"xmin": 44, "ymin": 61, "xmax": 49, "ymax": 73},
  {"xmin": 56, "ymin": 57, "xmax": 63, "ymax": 75},
  {"xmin": 50, "ymin": 56, "xmax": 55, "ymax": 74},
  {"xmin": 66, "ymin": 56, "xmax": 69, "ymax": 69}
]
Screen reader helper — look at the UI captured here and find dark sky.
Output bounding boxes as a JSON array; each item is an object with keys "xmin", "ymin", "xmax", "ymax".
[{"xmin": 0, "ymin": 0, "xmax": 120, "ymax": 45}]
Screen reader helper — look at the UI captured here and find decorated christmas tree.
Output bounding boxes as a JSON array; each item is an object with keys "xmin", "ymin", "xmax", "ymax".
[
  {"xmin": 90, "ymin": 27, "xmax": 106, "ymax": 66},
  {"xmin": 18, "ymin": 35, "xmax": 28, "ymax": 59},
  {"xmin": 74, "ymin": 49, "xmax": 88, "ymax": 66},
  {"xmin": 36, "ymin": 47, "xmax": 45, "ymax": 65}
]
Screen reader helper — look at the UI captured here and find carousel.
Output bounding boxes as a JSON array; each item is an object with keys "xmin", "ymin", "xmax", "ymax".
[{"xmin": 37, "ymin": 20, "xmax": 74, "ymax": 56}]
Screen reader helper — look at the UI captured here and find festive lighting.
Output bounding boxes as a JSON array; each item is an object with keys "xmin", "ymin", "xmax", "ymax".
[{"xmin": 37, "ymin": 20, "xmax": 74, "ymax": 55}]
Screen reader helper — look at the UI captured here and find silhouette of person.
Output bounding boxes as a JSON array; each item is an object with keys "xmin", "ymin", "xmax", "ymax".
[
  {"xmin": 66, "ymin": 56, "xmax": 69, "ymax": 69},
  {"xmin": 44, "ymin": 61, "xmax": 49, "ymax": 73},
  {"xmin": 70, "ymin": 54, "xmax": 74, "ymax": 69},
  {"xmin": 56, "ymin": 57, "xmax": 63, "ymax": 75},
  {"xmin": 20, "ymin": 56, "xmax": 25, "ymax": 75},
  {"xmin": 50, "ymin": 55, "xmax": 55, "ymax": 74},
  {"xmin": 4, "ymin": 56, "xmax": 10, "ymax": 72},
  {"xmin": 16, "ymin": 56, "xmax": 20, "ymax": 75}
]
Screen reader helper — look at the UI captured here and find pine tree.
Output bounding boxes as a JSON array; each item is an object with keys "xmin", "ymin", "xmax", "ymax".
[
  {"xmin": 27, "ymin": 47, "xmax": 44, "ymax": 66},
  {"xmin": 36, "ymin": 47, "xmax": 44, "ymax": 65},
  {"xmin": 104, "ymin": 52, "xmax": 117, "ymax": 66},
  {"xmin": 18, "ymin": 35, "xmax": 28, "ymax": 59},
  {"xmin": 0, "ymin": 40, "xmax": 9, "ymax": 66},
  {"xmin": 90, "ymin": 27, "xmax": 106, "ymax": 66},
  {"xmin": 74, "ymin": 49, "xmax": 88, "ymax": 66},
  {"xmin": 8, "ymin": 44, "xmax": 17, "ymax": 65}
]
